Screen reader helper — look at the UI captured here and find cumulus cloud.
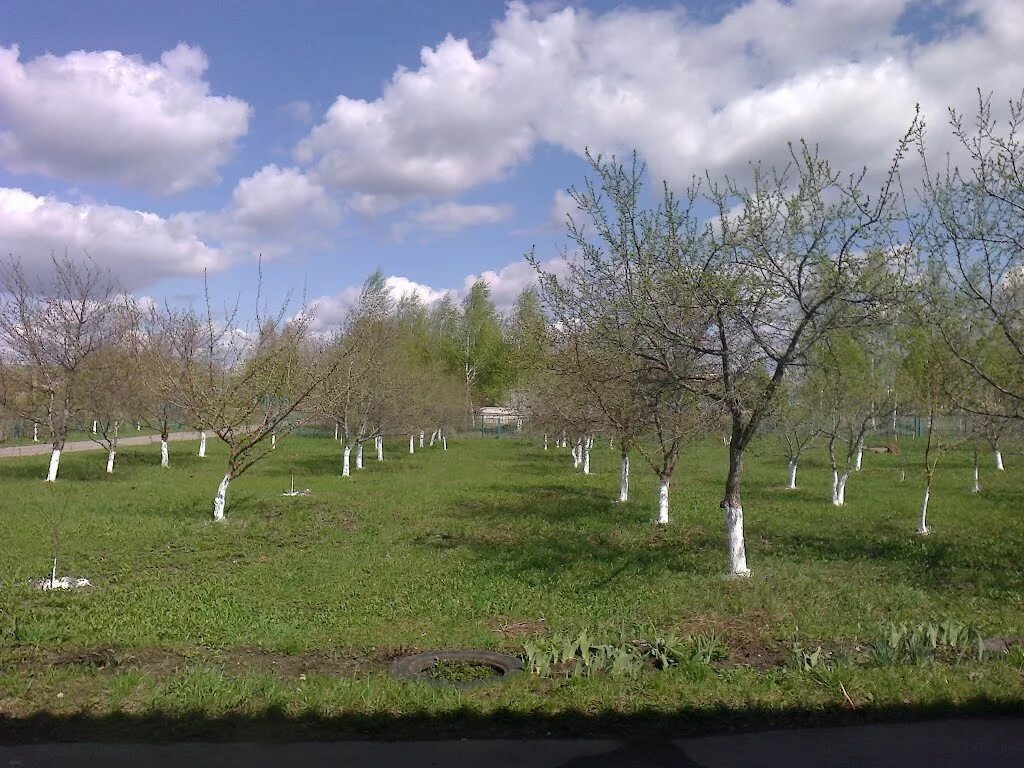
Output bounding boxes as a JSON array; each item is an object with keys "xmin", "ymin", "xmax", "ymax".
[
  {"xmin": 0, "ymin": 43, "xmax": 250, "ymax": 194},
  {"xmin": 0, "ymin": 187, "xmax": 224, "ymax": 287},
  {"xmin": 306, "ymin": 256, "xmax": 564, "ymax": 332},
  {"xmin": 411, "ymin": 202, "xmax": 513, "ymax": 234},
  {"xmin": 549, "ymin": 189, "xmax": 577, "ymax": 229},
  {"xmin": 180, "ymin": 164, "xmax": 340, "ymax": 259},
  {"xmin": 295, "ymin": 0, "xmax": 1024, "ymax": 198},
  {"xmin": 307, "ymin": 274, "xmax": 452, "ymax": 331}
]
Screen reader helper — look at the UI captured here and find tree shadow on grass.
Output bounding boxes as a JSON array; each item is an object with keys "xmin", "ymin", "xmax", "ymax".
[{"xmin": 417, "ymin": 484, "xmax": 723, "ymax": 587}]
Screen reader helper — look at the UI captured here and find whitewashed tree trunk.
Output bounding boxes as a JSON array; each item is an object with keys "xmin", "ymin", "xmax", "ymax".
[
  {"xmin": 160, "ymin": 439, "xmax": 169, "ymax": 468},
  {"xmin": 543, "ymin": 433, "xmax": 548, "ymax": 450},
  {"xmin": 213, "ymin": 474, "xmax": 230, "ymax": 521},
  {"xmin": 198, "ymin": 431, "xmax": 207, "ymax": 457},
  {"xmin": 787, "ymin": 460, "xmax": 798, "ymax": 489},
  {"xmin": 409, "ymin": 434, "xmax": 415, "ymax": 454},
  {"xmin": 918, "ymin": 484, "xmax": 931, "ymax": 535},
  {"xmin": 854, "ymin": 443, "xmax": 863, "ymax": 471},
  {"xmin": 106, "ymin": 448, "xmax": 116, "ymax": 474},
  {"xmin": 572, "ymin": 440, "xmax": 581, "ymax": 468},
  {"xmin": 724, "ymin": 503, "xmax": 750, "ymax": 577},
  {"xmin": 995, "ymin": 450, "xmax": 1005, "ymax": 471},
  {"xmin": 442, "ymin": 434, "xmax": 447, "ymax": 450},
  {"xmin": 342, "ymin": 444, "xmax": 351, "ymax": 476},
  {"xmin": 46, "ymin": 448, "xmax": 61, "ymax": 482},
  {"xmin": 271, "ymin": 432, "xmax": 276, "ymax": 450},
  {"xmin": 33, "ymin": 423, "xmax": 38, "ymax": 442},
  {"xmin": 899, "ymin": 467, "xmax": 906, "ymax": 483},
  {"xmin": 618, "ymin": 452, "xmax": 629, "ymax": 502},
  {"xmin": 429, "ymin": 430, "xmax": 436, "ymax": 447},
  {"xmin": 419, "ymin": 430, "xmax": 424, "ymax": 448},
  {"xmin": 376, "ymin": 435, "xmax": 384, "ymax": 461},
  {"xmin": 832, "ymin": 471, "xmax": 849, "ymax": 506},
  {"xmin": 971, "ymin": 465, "xmax": 981, "ymax": 494},
  {"xmin": 92, "ymin": 420, "xmax": 97, "ymax": 434},
  {"xmin": 609, "ymin": 437, "xmax": 614, "ymax": 450},
  {"xmin": 582, "ymin": 436, "xmax": 591, "ymax": 475},
  {"xmin": 356, "ymin": 442, "xmax": 364, "ymax": 469},
  {"xmin": 334, "ymin": 422, "xmax": 339, "ymax": 441},
  {"xmin": 657, "ymin": 477, "xmax": 670, "ymax": 524}
]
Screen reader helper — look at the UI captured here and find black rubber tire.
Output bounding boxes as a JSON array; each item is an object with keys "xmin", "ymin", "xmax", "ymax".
[{"xmin": 390, "ymin": 649, "xmax": 524, "ymax": 689}]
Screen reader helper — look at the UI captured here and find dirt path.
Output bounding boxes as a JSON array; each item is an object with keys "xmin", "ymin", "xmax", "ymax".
[{"xmin": 0, "ymin": 430, "xmax": 201, "ymax": 458}]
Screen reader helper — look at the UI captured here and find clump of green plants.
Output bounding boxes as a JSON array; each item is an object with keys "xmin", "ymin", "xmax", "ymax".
[
  {"xmin": 522, "ymin": 628, "xmax": 727, "ymax": 679},
  {"xmin": 868, "ymin": 619, "xmax": 984, "ymax": 667}
]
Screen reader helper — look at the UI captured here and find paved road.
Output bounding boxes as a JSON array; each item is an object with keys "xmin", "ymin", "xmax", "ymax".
[
  {"xmin": 0, "ymin": 431, "xmax": 201, "ymax": 459},
  {"xmin": 1, "ymin": 718, "xmax": 1021, "ymax": 767}
]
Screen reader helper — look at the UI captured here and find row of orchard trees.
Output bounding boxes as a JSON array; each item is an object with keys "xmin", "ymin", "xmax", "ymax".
[
  {"xmin": 525, "ymin": 92, "xmax": 1024, "ymax": 578},
  {"xmin": 0, "ymin": 255, "xmax": 541, "ymax": 520}
]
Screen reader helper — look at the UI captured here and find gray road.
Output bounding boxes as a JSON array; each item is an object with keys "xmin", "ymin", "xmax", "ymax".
[
  {"xmin": 0, "ymin": 430, "xmax": 200, "ymax": 458},
  {"xmin": 1, "ymin": 718, "xmax": 1022, "ymax": 767}
]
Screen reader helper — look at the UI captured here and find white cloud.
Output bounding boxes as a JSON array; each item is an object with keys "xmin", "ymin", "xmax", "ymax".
[
  {"xmin": 0, "ymin": 187, "xmax": 224, "ymax": 287},
  {"xmin": 549, "ymin": 189, "xmax": 577, "ymax": 229},
  {"xmin": 412, "ymin": 202, "xmax": 513, "ymax": 234},
  {"xmin": 180, "ymin": 164, "xmax": 340, "ymax": 259},
  {"xmin": 306, "ymin": 256, "xmax": 564, "ymax": 332},
  {"xmin": 0, "ymin": 43, "xmax": 250, "ymax": 194},
  {"xmin": 307, "ymin": 275, "xmax": 452, "ymax": 332},
  {"xmin": 384, "ymin": 275, "xmax": 449, "ymax": 304},
  {"xmin": 461, "ymin": 257, "xmax": 565, "ymax": 312},
  {"xmin": 294, "ymin": 0, "xmax": 1024, "ymax": 198}
]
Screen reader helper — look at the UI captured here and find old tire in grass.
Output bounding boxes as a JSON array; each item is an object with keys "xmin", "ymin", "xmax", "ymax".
[{"xmin": 391, "ymin": 649, "xmax": 524, "ymax": 689}]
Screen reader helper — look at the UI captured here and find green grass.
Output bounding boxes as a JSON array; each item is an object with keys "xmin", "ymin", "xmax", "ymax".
[{"xmin": 0, "ymin": 432, "xmax": 1022, "ymax": 737}]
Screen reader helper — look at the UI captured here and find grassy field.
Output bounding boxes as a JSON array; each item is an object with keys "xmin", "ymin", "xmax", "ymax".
[{"xmin": 0, "ymin": 432, "xmax": 1022, "ymax": 740}]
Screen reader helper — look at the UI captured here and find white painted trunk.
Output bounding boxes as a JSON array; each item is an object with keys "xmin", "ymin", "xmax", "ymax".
[
  {"xmin": 854, "ymin": 445, "xmax": 863, "ymax": 471},
  {"xmin": 46, "ymin": 448, "xmax": 61, "ymax": 482},
  {"xmin": 832, "ymin": 472, "xmax": 848, "ymax": 506},
  {"xmin": 582, "ymin": 436, "xmax": 591, "ymax": 475},
  {"xmin": 33, "ymin": 423, "xmax": 38, "ymax": 442},
  {"xmin": 971, "ymin": 466, "xmax": 981, "ymax": 494},
  {"xmin": 619, "ymin": 453, "xmax": 629, "ymax": 502},
  {"xmin": 92, "ymin": 420, "xmax": 97, "ymax": 434},
  {"xmin": 356, "ymin": 442, "xmax": 363, "ymax": 469},
  {"xmin": 831, "ymin": 469, "xmax": 839, "ymax": 502},
  {"xmin": 918, "ymin": 485, "xmax": 930, "ymax": 535},
  {"xmin": 609, "ymin": 437, "xmax": 614, "ymax": 450},
  {"xmin": 899, "ymin": 467, "xmax": 906, "ymax": 483},
  {"xmin": 271, "ymin": 432, "xmax": 276, "ymax": 450},
  {"xmin": 429, "ymin": 430, "xmax": 435, "ymax": 447},
  {"xmin": 995, "ymin": 450, "xmax": 1004, "ymax": 471},
  {"xmin": 342, "ymin": 445, "xmax": 351, "ymax": 477},
  {"xmin": 543, "ymin": 433, "xmax": 548, "ymax": 450},
  {"xmin": 722, "ymin": 434, "xmax": 729, "ymax": 445},
  {"xmin": 160, "ymin": 439, "xmax": 169, "ymax": 468},
  {"xmin": 376, "ymin": 435, "xmax": 384, "ymax": 461},
  {"xmin": 106, "ymin": 448, "xmax": 115, "ymax": 474},
  {"xmin": 442, "ymin": 435, "xmax": 447, "ymax": 451},
  {"xmin": 409, "ymin": 434, "xmax": 415, "ymax": 454},
  {"xmin": 419, "ymin": 430, "xmax": 424, "ymax": 448},
  {"xmin": 787, "ymin": 460, "xmax": 798, "ymax": 489},
  {"xmin": 657, "ymin": 479, "xmax": 669, "ymax": 524},
  {"xmin": 334, "ymin": 423, "xmax": 339, "ymax": 441},
  {"xmin": 198, "ymin": 431, "xmax": 207, "ymax": 457},
  {"xmin": 213, "ymin": 474, "xmax": 230, "ymax": 521},
  {"xmin": 724, "ymin": 503, "xmax": 750, "ymax": 577}
]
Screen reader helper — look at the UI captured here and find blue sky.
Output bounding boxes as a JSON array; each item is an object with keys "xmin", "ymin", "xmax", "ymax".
[{"xmin": 1, "ymin": 0, "xmax": 1021, "ymax": 326}]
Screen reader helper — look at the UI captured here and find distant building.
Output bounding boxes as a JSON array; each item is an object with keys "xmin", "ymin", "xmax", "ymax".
[{"xmin": 475, "ymin": 406, "xmax": 523, "ymax": 429}]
